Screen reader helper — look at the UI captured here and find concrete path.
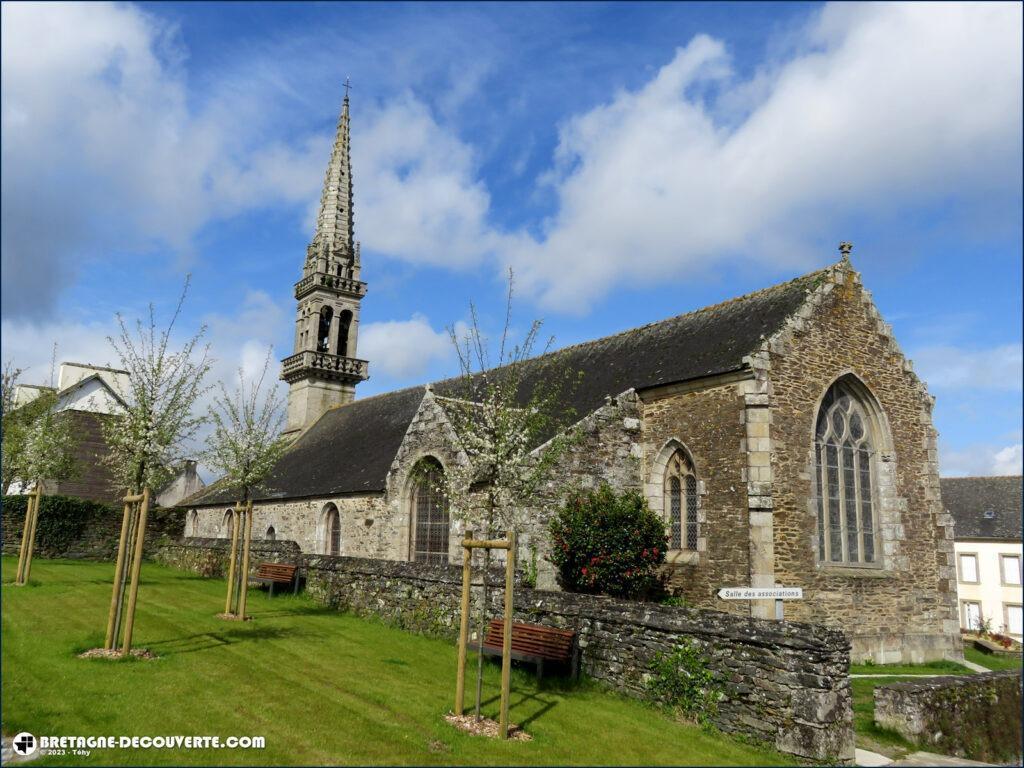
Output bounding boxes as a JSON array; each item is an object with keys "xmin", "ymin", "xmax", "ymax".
[
  {"xmin": 855, "ymin": 747, "xmax": 894, "ymax": 766},
  {"xmin": 959, "ymin": 658, "xmax": 990, "ymax": 673},
  {"xmin": 890, "ymin": 751, "xmax": 995, "ymax": 766}
]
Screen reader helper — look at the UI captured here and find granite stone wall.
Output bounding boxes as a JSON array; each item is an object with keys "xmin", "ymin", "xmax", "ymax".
[
  {"xmin": 873, "ymin": 670, "xmax": 1022, "ymax": 763},
  {"xmin": 159, "ymin": 544, "xmax": 854, "ymax": 762},
  {"xmin": 155, "ymin": 537, "xmax": 302, "ymax": 578},
  {"xmin": 766, "ymin": 266, "xmax": 959, "ymax": 662}
]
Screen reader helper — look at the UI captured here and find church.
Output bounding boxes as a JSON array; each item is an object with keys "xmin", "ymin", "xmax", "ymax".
[{"xmin": 185, "ymin": 91, "xmax": 961, "ymax": 664}]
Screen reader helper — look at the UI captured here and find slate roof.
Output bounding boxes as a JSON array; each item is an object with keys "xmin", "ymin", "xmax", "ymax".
[
  {"xmin": 186, "ymin": 266, "xmax": 829, "ymax": 507},
  {"xmin": 941, "ymin": 476, "xmax": 1023, "ymax": 541}
]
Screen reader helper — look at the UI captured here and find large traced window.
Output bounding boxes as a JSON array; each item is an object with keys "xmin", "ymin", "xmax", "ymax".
[
  {"xmin": 664, "ymin": 450, "xmax": 698, "ymax": 551},
  {"xmin": 814, "ymin": 380, "xmax": 882, "ymax": 566},
  {"xmin": 410, "ymin": 458, "xmax": 450, "ymax": 564}
]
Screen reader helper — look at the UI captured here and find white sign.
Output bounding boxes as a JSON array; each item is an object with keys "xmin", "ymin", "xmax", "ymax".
[{"xmin": 717, "ymin": 587, "xmax": 803, "ymax": 600}]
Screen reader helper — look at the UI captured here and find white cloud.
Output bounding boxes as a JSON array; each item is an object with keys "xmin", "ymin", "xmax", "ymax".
[
  {"xmin": 503, "ymin": 3, "xmax": 1023, "ymax": 311},
  {"xmin": 359, "ymin": 314, "xmax": 452, "ymax": 380},
  {"xmin": 912, "ymin": 344, "xmax": 1023, "ymax": 391},
  {"xmin": 354, "ymin": 95, "xmax": 498, "ymax": 268},
  {"xmin": 0, "ymin": 2, "xmax": 330, "ymax": 319},
  {"xmin": 942, "ymin": 441, "xmax": 1023, "ymax": 477}
]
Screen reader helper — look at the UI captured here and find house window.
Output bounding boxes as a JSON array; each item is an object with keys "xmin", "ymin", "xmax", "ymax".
[
  {"xmin": 814, "ymin": 381, "xmax": 882, "ymax": 566},
  {"xmin": 410, "ymin": 458, "xmax": 449, "ymax": 564},
  {"xmin": 958, "ymin": 553, "xmax": 979, "ymax": 584},
  {"xmin": 1000, "ymin": 554, "xmax": 1021, "ymax": 586},
  {"xmin": 962, "ymin": 601, "xmax": 982, "ymax": 632},
  {"xmin": 322, "ymin": 504, "xmax": 341, "ymax": 556},
  {"xmin": 266, "ymin": 526, "xmax": 276, "ymax": 542},
  {"xmin": 663, "ymin": 450, "xmax": 698, "ymax": 551},
  {"xmin": 1005, "ymin": 604, "xmax": 1023, "ymax": 637}
]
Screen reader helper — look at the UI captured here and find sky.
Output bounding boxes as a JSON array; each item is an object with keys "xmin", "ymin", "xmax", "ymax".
[{"xmin": 1, "ymin": 1, "xmax": 1021, "ymax": 478}]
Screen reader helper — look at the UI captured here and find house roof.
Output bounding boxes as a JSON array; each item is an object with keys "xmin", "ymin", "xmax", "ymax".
[
  {"xmin": 57, "ymin": 372, "xmax": 128, "ymax": 411},
  {"xmin": 185, "ymin": 265, "xmax": 830, "ymax": 507},
  {"xmin": 941, "ymin": 476, "xmax": 1023, "ymax": 541}
]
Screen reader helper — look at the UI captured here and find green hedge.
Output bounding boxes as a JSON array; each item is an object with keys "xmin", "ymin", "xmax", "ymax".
[{"xmin": 1, "ymin": 494, "xmax": 184, "ymax": 560}]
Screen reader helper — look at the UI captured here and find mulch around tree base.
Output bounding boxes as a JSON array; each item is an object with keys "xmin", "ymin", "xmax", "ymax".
[
  {"xmin": 444, "ymin": 713, "xmax": 531, "ymax": 741},
  {"xmin": 215, "ymin": 612, "xmax": 254, "ymax": 621},
  {"xmin": 77, "ymin": 648, "xmax": 158, "ymax": 660}
]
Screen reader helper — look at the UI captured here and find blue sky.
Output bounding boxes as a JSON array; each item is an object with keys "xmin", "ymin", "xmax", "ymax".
[{"xmin": 2, "ymin": 1, "xmax": 1021, "ymax": 476}]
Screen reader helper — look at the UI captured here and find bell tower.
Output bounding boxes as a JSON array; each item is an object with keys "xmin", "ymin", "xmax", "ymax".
[{"xmin": 281, "ymin": 82, "xmax": 369, "ymax": 435}]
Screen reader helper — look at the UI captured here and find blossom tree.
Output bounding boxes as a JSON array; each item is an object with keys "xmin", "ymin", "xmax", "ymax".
[
  {"xmin": 203, "ymin": 348, "xmax": 290, "ymax": 620},
  {"xmin": 101, "ymin": 278, "xmax": 212, "ymax": 655},
  {"xmin": 8, "ymin": 350, "xmax": 80, "ymax": 585},
  {"xmin": 436, "ymin": 270, "xmax": 581, "ymax": 719}
]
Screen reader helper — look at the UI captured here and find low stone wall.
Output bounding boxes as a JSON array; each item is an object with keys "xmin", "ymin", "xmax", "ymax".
[
  {"xmin": 304, "ymin": 553, "xmax": 854, "ymax": 761},
  {"xmin": 156, "ymin": 544, "xmax": 854, "ymax": 761},
  {"xmin": 874, "ymin": 670, "xmax": 1022, "ymax": 763},
  {"xmin": 154, "ymin": 537, "xmax": 302, "ymax": 578},
  {"xmin": 2, "ymin": 495, "xmax": 183, "ymax": 561}
]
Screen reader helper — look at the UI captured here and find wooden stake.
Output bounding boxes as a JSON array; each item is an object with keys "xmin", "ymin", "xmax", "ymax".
[
  {"xmin": 104, "ymin": 497, "xmax": 135, "ymax": 649},
  {"xmin": 22, "ymin": 484, "xmax": 43, "ymax": 584},
  {"xmin": 224, "ymin": 504, "xmax": 240, "ymax": 616},
  {"xmin": 119, "ymin": 487, "xmax": 150, "ymax": 655},
  {"xmin": 15, "ymin": 488, "xmax": 36, "ymax": 585},
  {"xmin": 498, "ymin": 530, "xmax": 516, "ymax": 739},
  {"xmin": 455, "ymin": 530, "xmax": 473, "ymax": 716},
  {"xmin": 237, "ymin": 501, "xmax": 254, "ymax": 620}
]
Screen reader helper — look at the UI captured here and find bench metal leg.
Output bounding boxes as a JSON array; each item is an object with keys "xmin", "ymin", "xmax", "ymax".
[
  {"xmin": 292, "ymin": 576, "xmax": 299, "ymax": 595},
  {"xmin": 536, "ymin": 659, "xmax": 544, "ymax": 682},
  {"xmin": 270, "ymin": 581, "xmax": 275, "ymax": 598}
]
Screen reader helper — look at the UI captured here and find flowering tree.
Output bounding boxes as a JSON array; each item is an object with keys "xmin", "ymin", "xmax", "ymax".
[
  {"xmin": 100, "ymin": 278, "xmax": 212, "ymax": 655},
  {"xmin": 203, "ymin": 348, "xmax": 290, "ymax": 619},
  {"xmin": 6, "ymin": 351, "xmax": 80, "ymax": 584},
  {"xmin": 101, "ymin": 280, "xmax": 212, "ymax": 494},
  {"xmin": 1, "ymin": 361, "xmax": 51, "ymax": 495},
  {"xmin": 437, "ymin": 270, "xmax": 581, "ymax": 718}
]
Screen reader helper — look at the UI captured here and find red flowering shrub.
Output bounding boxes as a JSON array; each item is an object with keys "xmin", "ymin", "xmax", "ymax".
[{"xmin": 548, "ymin": 484, "xmax": 667, "ymax": 599}]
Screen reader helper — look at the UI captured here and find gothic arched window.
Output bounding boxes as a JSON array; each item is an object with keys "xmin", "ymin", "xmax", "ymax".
[
  {"xmin": 814, "ymin": 380, "xmax": 881, "ymax": 565},
  {"xmin": 410, "ymin": 458, "xmax": 450, "ymax": 564},
  {"xmin": 664, "ymin": 450, "xmax": 698, "ymax": 551},
  {"xmin": 337, "ymin": 310, "xmax": 353, "ymax": 357},
  {"xmin": 317, "ymin": 306, "xmax": 333, "ymax": 353},
  {"xmin": 322, "ymin": 504, "xmax": 341, "ymax": 555},
  {"xmin": 222, "ymin": 510, "xmax": 234, "ymax": 539},
  {"xmin": 187, "ymin": 510, "xmax": 199, "ymax": 537},
  {"xmin": 265, "ymin": 526, "xmax": 276, "ymax": 542}
]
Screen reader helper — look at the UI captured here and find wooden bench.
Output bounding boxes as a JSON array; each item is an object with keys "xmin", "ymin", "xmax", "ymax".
[
  {"xmin": 251, "ymin": 562, "xmax": 299, "ymax": 595},
  {"xmin": 482, "ymin": 619, "xmax": 577, "ymax": 680}
]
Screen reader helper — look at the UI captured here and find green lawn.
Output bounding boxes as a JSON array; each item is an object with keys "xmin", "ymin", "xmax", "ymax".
[
  {"xmin": 1, "ymin": 557, "xmax": 790, "ymax": 766},
  {"xmin": 963, "ymin": 645, "xmax": 1024, "ymax": 672}
]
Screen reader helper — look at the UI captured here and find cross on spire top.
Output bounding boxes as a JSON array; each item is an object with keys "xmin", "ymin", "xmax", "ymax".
[{"xmin": 343, "ymin": 77, "xmax": 352, "ymax": 102}]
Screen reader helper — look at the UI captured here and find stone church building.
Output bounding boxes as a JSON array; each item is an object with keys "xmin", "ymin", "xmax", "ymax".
[{"xmin": 186, "ymin": 91, "xmax": 960, "ymax": 664}]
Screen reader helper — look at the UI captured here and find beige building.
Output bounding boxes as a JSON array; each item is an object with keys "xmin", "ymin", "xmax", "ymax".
[
  {"xmin": 184, "ymin": 88, "xmax": 962, "ymax": 663},
  {"xmin": 944, "ymin": 476, "xmax": 1023, "ymax": 638}
]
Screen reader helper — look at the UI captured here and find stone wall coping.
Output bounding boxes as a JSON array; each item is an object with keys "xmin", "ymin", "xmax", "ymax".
[{"xmin": 875, "ymin": 668, "xmax": 1022, "ymax": 693}]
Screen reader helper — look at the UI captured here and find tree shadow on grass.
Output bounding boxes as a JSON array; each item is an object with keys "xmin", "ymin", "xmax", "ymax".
[
  {"xmin": 477, "ymin": 687, "xmax": 559, "ymax": 729},
  {"xmin": 140, "ymin": 624, "xmax": 316, "ymax": 655}
]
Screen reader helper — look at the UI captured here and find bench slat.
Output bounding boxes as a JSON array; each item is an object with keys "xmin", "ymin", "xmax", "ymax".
[{"xmin": 482, "ymin": 619, "xmax": 575, "ymax": 662}]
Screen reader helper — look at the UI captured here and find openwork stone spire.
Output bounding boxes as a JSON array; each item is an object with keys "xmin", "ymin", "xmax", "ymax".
[{"xmin": 311, "ymin": 85, "xmax": 354, "ymax": 258}]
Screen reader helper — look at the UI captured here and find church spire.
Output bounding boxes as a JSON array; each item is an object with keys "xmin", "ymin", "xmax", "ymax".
[
  {"xmin": 311, "ymin": 80, "xmax": 355, "ymax": 258},
  {"xmin": 283, "ymin": 80, "xmax": 369, "ymax": 436}
]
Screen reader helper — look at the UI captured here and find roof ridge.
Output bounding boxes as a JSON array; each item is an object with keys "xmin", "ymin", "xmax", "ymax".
[{"xmin": 497, "ymin": 261, "xmax": 837, "ymax": 366}]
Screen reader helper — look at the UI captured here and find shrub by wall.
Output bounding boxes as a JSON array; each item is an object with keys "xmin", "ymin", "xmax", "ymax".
[
  {"xmin": 1, "ymin": 494, "xmax": 184, "ymax": 561},
  {"xmin": 874, "ymin": 670, "xmax": 1022, "ymax": 763}
]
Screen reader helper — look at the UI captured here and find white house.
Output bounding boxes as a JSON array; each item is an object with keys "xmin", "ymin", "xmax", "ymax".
[{"xmin": 943, "ymin": 475, "xmax": 1023, "ymax": 638}]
